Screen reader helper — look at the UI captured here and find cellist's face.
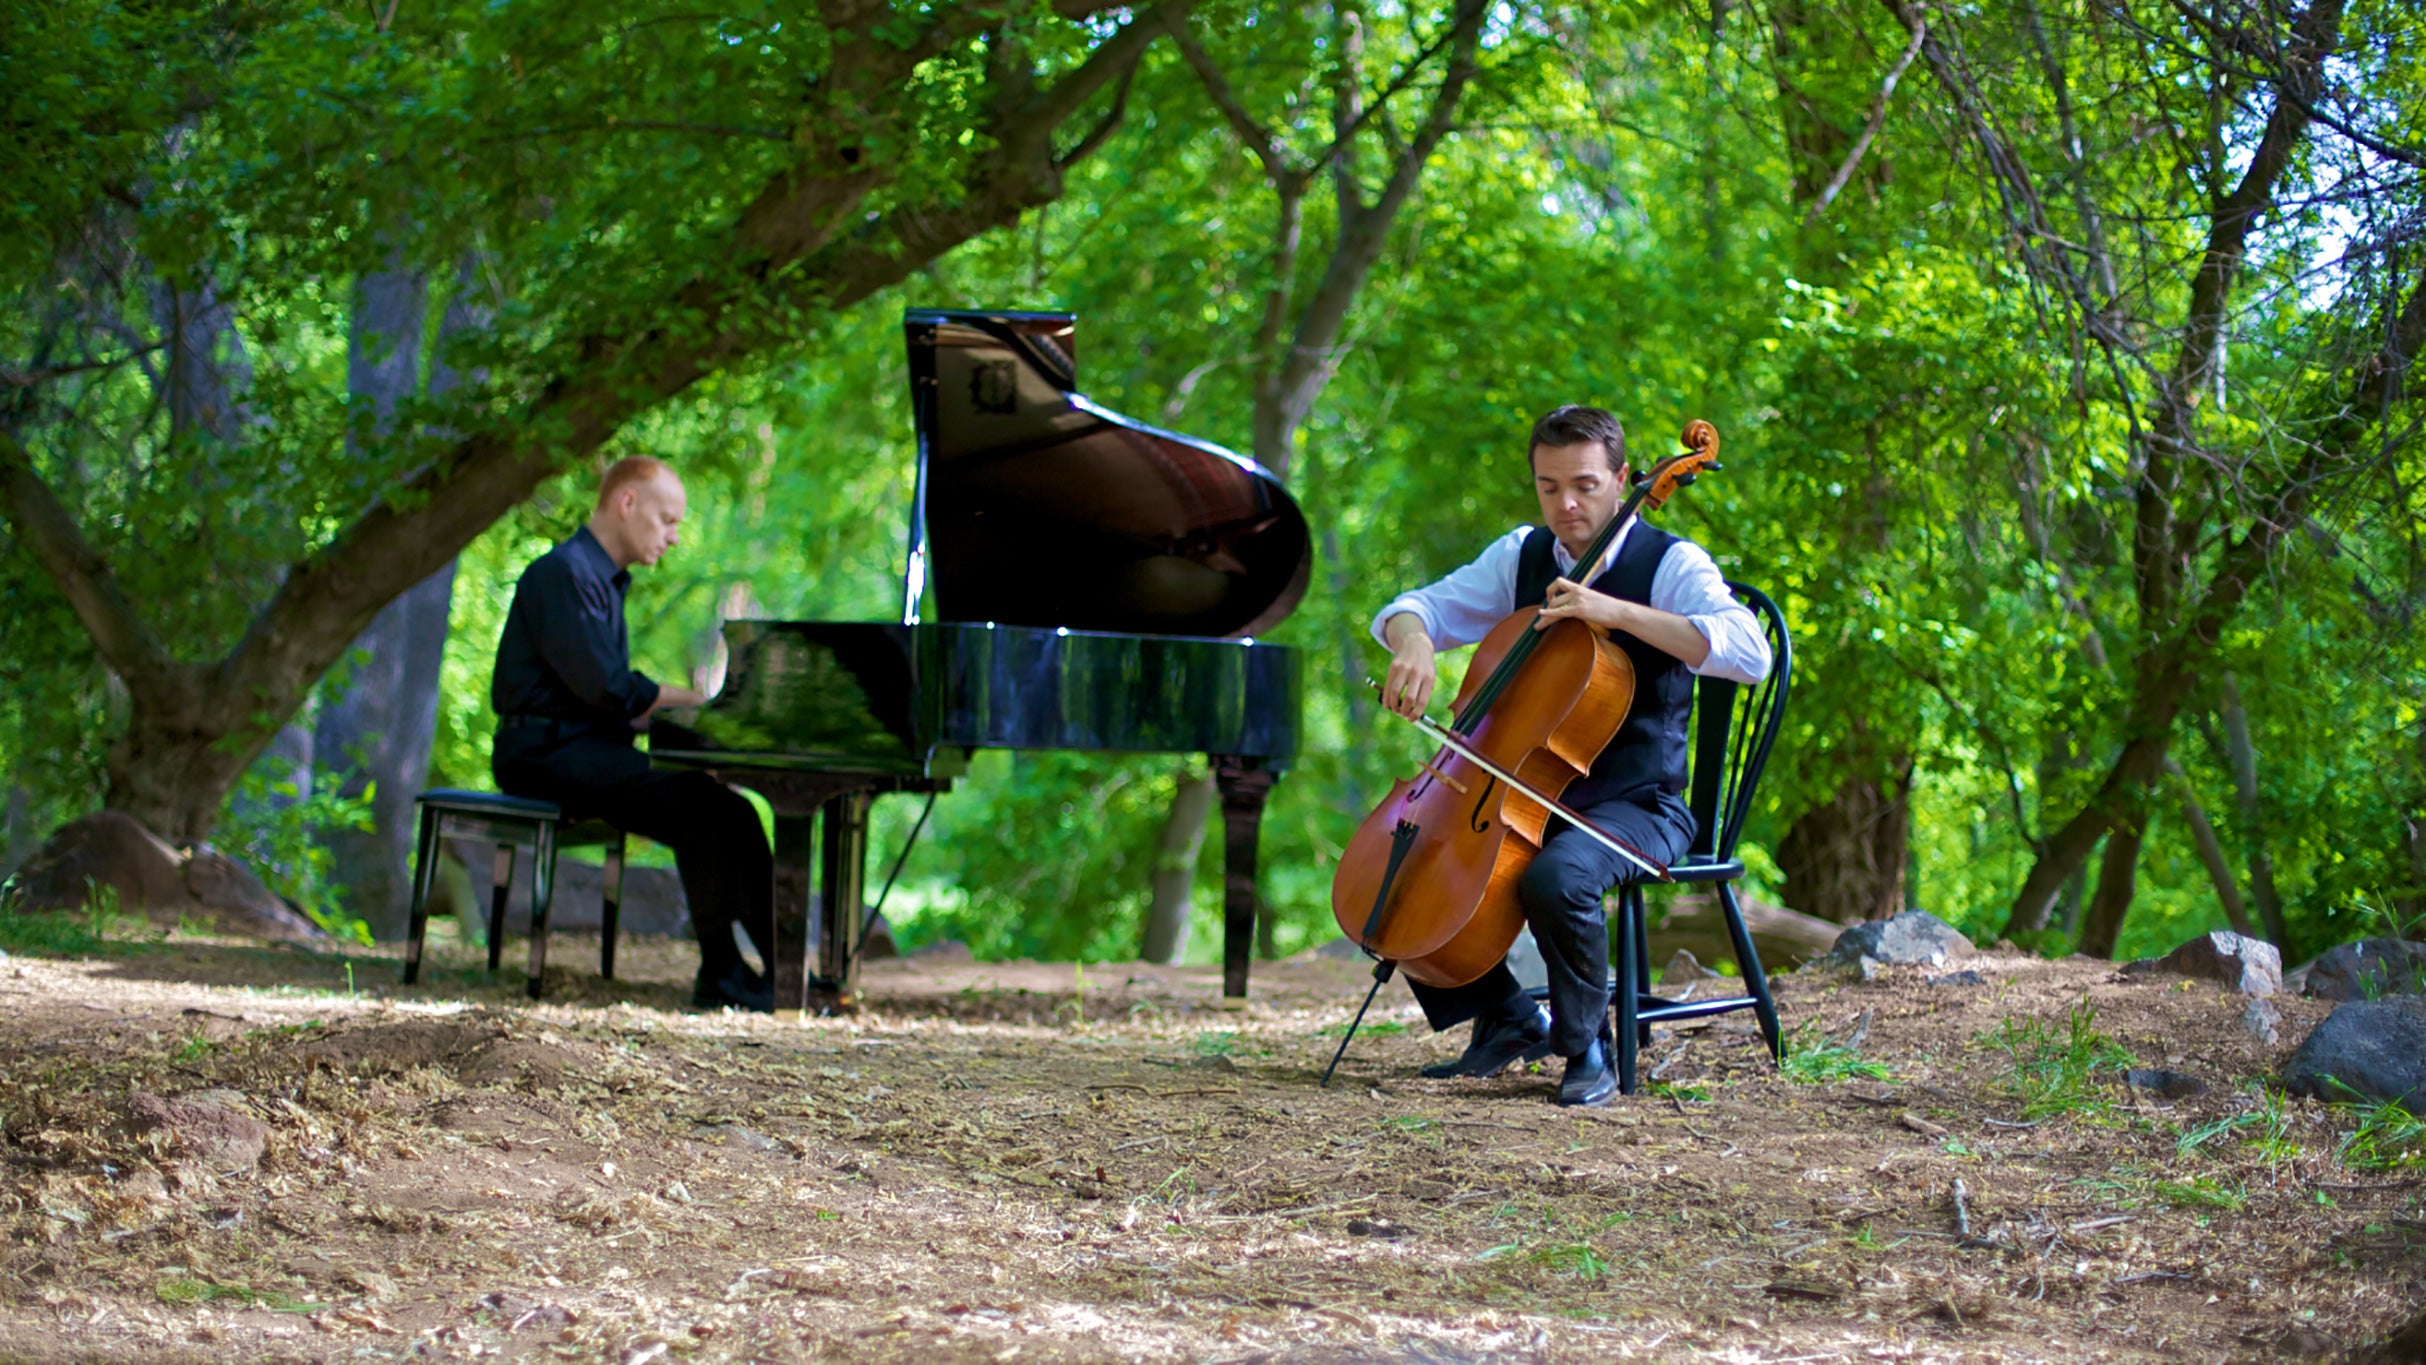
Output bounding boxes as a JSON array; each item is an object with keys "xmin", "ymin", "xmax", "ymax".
[{"xmin": 1532, "ymin": 441, "xmax": 1628, "ymax": 561}]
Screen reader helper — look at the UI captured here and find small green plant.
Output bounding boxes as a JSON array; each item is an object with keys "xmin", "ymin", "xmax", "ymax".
[
  {"xmin": 219, "ymin": 770, "xmax": 377, "ymax": 945},
  {"xmin": 1192, "ymin": 1029, "xmax": 1238, "ymax": 1058},
  {"xmin": 1527, "ymin": 1241, "xmax": 1610, "ymax": 1280},
  {"xmin": 2147, "ymin": 1176, "xmax": 2246, "ymax": 1211},
  {"xmin": 2327, "ymin": 1087, "xmax": 2426, "ymax": 1170},
  {"xmin": 1978, "ymin": 998, "xmax": 2132, "ymax": 1118},
  {"xmin": 1779, "ymin": 1022, "xmax": 1894, "ymax": 1084},
  {"xmin": 1644, "ymin": 1079, "xmax": 1711, "ymax": 1102},
  {"xmin": 84, "ymin": 879, "xmax": 125, "ymax": 938}
]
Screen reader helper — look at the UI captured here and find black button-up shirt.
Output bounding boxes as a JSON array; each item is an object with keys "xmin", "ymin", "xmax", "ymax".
[{"xmin": 491, "ymin": 527, "xmax": 661, "ymax": 728}]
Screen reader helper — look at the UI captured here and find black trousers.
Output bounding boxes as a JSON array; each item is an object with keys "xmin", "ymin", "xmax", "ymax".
[
  {"xmin": 493, "ymin": 728, "xmax": 773, "ymax": 981},
  {"xmin": 1408, "ymin": 789, "xmax": 1694, "ymax": 1058}
]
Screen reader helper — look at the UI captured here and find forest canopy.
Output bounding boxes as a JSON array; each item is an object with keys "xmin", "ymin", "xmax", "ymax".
[{"xmin": 2, "ymin": 0, "xmax": 2422, "ymax": 967}]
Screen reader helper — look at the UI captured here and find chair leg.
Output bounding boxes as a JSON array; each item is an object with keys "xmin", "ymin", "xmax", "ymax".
[
  {"xmin": 1631, "ymin": 884, "xmax": 1653, "ymax": 1045},
  {"xmin": 600, "ymin": 832, "xmax": 626, "ymax": 981},
  {"xmin": 1612, "ymin": 891, "xmax": 1639, "ymax": 1096},
  {"xmin": 527, "ymin": 822, "xmax": 556, "ymax": 1001},
  {"xmin": 487, "ymin": 845, "xmax": 514, "ymax": 974},
  {"xmin": 1719, "ymin": 881, "xmax": 1784, "ymax": 1063},
  {"xmin": 403, "ymin": 806, "xmax": 442, "ymax": 985}
]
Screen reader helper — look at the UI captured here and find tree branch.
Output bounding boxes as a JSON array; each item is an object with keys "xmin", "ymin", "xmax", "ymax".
[
  {"xmin": 0, "ymin": 423, "xmax": 175, "ymax": 684},
  {"xmin": 1804, "ymin": 9, "xmax": 1928, "ymax": 224}
]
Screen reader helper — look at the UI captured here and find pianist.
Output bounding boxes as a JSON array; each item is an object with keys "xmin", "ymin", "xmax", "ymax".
[
  {"xmin": 489, "ymin": 455, "xmax": 776, "ymax": 1012},
  {"xmin": 1372, "ymin": 406, "xmax": 1771, "ymax": 1106}
]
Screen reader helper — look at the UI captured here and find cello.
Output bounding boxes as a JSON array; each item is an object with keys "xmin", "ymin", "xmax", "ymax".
[{"xmin": 1322, "ymin": 421, "xmax": 1723, "ymax": 1082}]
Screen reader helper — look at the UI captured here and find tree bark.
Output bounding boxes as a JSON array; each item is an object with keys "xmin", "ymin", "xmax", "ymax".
[
  {"xmin": 310, "ymin": 261, "xmax": 430, "ymax": 938},
  {"xmin": 2217, "ymin": 672, "xmax": 2291, "ymax": 948},
  {"xmin": 2164, "ymin": 755, "xmax": 2255, "ymax": 939},
  {"xmin": 1139, "ymin": 770, "xmax": 1216, "ymax": 964},
  {"xmin": 1775, "ymin": 762, "xmax": 1912, "ymax": 924},
  {"xmin": 0, "ymin": 6, "xmax": 1180, "ymax": 845},
  {"xmin": 2077, "ymin": 802, "xmax": 2149, "ymax": 959},
  {"xmin": 1, "ymin": 782, "xmax": 31, "ymax": 881}
]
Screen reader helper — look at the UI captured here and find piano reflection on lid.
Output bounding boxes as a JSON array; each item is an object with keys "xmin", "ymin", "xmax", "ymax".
[{"xmin": 651, "ymin": 308, "xmax": 1310, "ymax": 1017}]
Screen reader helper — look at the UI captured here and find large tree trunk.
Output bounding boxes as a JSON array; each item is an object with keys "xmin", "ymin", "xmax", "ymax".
[
  {"xmin": 310, "ymin": 262, "xmax": 430, "ymax": 938},
  {"xmin": 2217, "ymin": 673, "xmax": 2291, "ymax": 949},
  {"xmin": 2165, "ymin": 756, "xmax": 2256, "ymax": 939},
  {"xmin": 1139, "ymin": 771, "xmax": 1216, "ymax": 964},
  {"xmin": 1775, "ymin": 762, "xmax": 1912, "ymax": 925},
  {"xmin": 2077, "ymin": 802, "xmax": 2148, "ymax": 959},
  {"xmin": 1, "ymin": 782, "xmax": 32, "ymax": 880}
]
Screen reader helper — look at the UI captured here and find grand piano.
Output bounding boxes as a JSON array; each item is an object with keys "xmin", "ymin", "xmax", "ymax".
[{"xmin": 650, "ymin": 309, "xmax": 1310, "ymax": 1016}]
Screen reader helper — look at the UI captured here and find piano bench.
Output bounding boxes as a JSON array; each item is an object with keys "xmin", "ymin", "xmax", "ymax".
[{"xmin": 402, "ymin": 789, "xmax": 628, "ymax": 1000}]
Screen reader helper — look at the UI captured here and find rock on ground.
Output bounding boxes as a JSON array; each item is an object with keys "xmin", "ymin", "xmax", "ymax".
[
  {"xmin": 2281, "ymin": 996, "xmax": 2426, "ymax": 1109},
  {"xmin": 2121, "ymin": 930, "xmax": 2282, "ymax": 997},
  {"xmin": 1660, "ymin": 948, "xmax": 1719, "ymax": 984},
  {"xmin": 2297, "ymin": 938, "xmax": 2426, "ymax": 1002},
  {"xmin": 1820, "ymin": 910, "xmax": 1974, "ymax": 969},
  {"xmin": 2244, "ymin": 997, "xmax": 2281, "ymax": 1044},
  {"xmin": 6, "ymin": 812, "xmax": 324, "ymax": 941}
]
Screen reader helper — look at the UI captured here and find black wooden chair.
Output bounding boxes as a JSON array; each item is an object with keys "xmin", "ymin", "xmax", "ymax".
[
  {"xmin": 1603, "ymin": 581, "xmax": 1793, "ymax": 1094},
  {"xmin": 401, "ymin": 790, "xmax": 628, "ymax": 1000}
]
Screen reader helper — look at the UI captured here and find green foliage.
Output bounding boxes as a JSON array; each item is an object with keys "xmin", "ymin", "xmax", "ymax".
[
  {"xmin": 217, "ymin": 771, "xmax": 377, "ymax": 946},
  {"xmin": 2326, "ymin": 1088, "xmax": 2426, "ymax": 1171},
  {"xmin": 1978, "ymin": 1000, "xmax": 2133, "ymax": 1119},
  {"xmin": 3, "ymin": 0, "xmax": 2422, "ymax": 973},
  {"xmin": 1778, "ymin": 1023, "xmax": 1894, "ymax": 1084}
]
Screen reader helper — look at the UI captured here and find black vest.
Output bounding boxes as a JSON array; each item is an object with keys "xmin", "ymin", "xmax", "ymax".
[{"xmin": 1513, "ymin": 523, "xmax": 1694, "ymax": 807}]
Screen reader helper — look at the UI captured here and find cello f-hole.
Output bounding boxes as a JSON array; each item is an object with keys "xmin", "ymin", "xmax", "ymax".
[{"xmin": 1468, "ymin": 775, "xmax": 1497, "ymax": 833}]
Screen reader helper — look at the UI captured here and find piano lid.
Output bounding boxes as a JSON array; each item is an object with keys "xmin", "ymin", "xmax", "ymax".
[{"xmin": 901, "ymin": 309, "xmax": 1312, "ymax": 639}]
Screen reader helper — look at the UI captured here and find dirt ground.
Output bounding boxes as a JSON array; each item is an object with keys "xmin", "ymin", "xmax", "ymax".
[{"xmin": 0, "ymin": 922, "xmax": 2418, "ymax": 1364}]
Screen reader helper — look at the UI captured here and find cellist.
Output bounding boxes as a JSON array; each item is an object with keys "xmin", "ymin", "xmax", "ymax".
[{"xmin": 1372, "ymin": 406, "xmax": 1771, "ymax": 1106}]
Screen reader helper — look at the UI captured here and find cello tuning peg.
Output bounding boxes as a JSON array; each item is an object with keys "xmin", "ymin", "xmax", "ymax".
[
  {"xmin": 1630, "ymin": 469, "xmax": 1650, "ymax": 486},
  {"xmin": 1675, "ymin": 473, "xmax": 1697, "ymax": 486}
]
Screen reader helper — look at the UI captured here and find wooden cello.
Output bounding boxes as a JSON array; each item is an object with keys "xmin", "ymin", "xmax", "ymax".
[{"xmin": 1322, "ymin": 422, "xmax": 1722, "ymax": 1079}]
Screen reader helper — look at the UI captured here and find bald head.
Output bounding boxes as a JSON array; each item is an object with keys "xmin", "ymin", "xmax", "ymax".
[{"xmin": 588, "ymin": 456, "xmax": 686, "ymax": 569}]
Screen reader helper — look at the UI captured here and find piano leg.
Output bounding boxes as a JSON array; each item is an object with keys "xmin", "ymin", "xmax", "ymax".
[
  {"xmin": 810, "ymin": 790, "xmax": 872, "ymax": 1015},
  {"xmin": 771, "ymin": 813, "xmax": 815, "ymax": 1019},
  {"xmin": 1212, "ymin": 756, "xmax": 1277, "ymax": 1008}
]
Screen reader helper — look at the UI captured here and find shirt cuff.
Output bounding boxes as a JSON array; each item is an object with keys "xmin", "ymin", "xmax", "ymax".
[{"xmin": 628, "ymin": 673, "xmax": 663, "ymax": 717}]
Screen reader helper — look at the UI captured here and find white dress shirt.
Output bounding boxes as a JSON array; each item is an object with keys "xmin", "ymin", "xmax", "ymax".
[{"xmin": 1370, "ymin": 521, "xmax": 1773, "ymax": 685}]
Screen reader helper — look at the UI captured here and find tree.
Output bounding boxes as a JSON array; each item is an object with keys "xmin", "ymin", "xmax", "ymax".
[{"xmin": 0, "ymin": 0, "xmax": 1185, "ymax": 855}]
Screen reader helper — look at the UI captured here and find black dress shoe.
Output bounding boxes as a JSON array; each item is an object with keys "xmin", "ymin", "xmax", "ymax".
[
  {"xmin": 1420, "ymin": 1005, "xmax": 1555, "ymax": 1079},
  {"xmin": 692, "ymin": 965, "xmax": 775, "ymax": 1013},
  {"xmin": 1556, "ymin": 1038, "xmax": 1618, "ymax": 1107}
]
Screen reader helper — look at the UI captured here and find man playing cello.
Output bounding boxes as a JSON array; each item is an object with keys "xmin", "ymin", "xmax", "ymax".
[{"xmin": 1372, "ymin": 406, "xmax": 1771, "ymax": 1106}]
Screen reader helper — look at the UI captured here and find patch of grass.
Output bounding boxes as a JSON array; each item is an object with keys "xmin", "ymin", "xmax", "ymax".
[
  {"xmin": 154, "ymin": 1278, "xmax": 321, "ymax": 1312},
  {"xmin": 1192, "ymin": 1030, "xmax": 1238, "ymax": 1058},
  {"xmin": 2327, "ymin": 1089, "xmax": 2425, "ymax": 1170},
  {"xmin": 1644, "ymin": 1079, "xmax": 1711, "ymax": 1102},
  {"xmin": 2147, "ymin": 1176, "xmax": 2247, "ymax": 1211},
  {"xmin": 1978, "ymin": 998, "xmax": 2132, "ymax": 1119},
  {"xmin": 0, "ymin": 907, "xmax": 115, "ymax": 956},
  {"xmin": 1526, "ymin": 1241, "xmax": 1610, "ymax": 1280},
  {"xmin": 1779, "ymin": 1022, "xmax": 1894, "ymax": 1084}
]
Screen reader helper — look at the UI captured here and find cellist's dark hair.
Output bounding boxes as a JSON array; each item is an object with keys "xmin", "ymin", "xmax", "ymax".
[{"xmin": 1527, "ymin": 405, "xmax": 1626, "ymax": 473}]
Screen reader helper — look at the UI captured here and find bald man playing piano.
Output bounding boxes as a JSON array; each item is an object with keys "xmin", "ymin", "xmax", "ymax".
[
  {"xmin": 1373, "ymin": 406, "xmax": 1771, "ymax": 1106},
  {"xmin": 489, "ymin": 456, "xmax": 776, "ymax": 1012}
]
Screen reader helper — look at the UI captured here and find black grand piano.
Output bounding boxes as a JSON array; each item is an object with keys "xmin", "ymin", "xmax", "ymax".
[{"xmin": 650, "ymin": 309, "xmax": 1310, "ymax": 1016}]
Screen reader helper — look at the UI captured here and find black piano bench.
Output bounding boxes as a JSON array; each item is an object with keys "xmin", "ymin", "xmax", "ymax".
[{"xmin": 401, "ymin": 789, "xmax": 628, "ymax": 1001}]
